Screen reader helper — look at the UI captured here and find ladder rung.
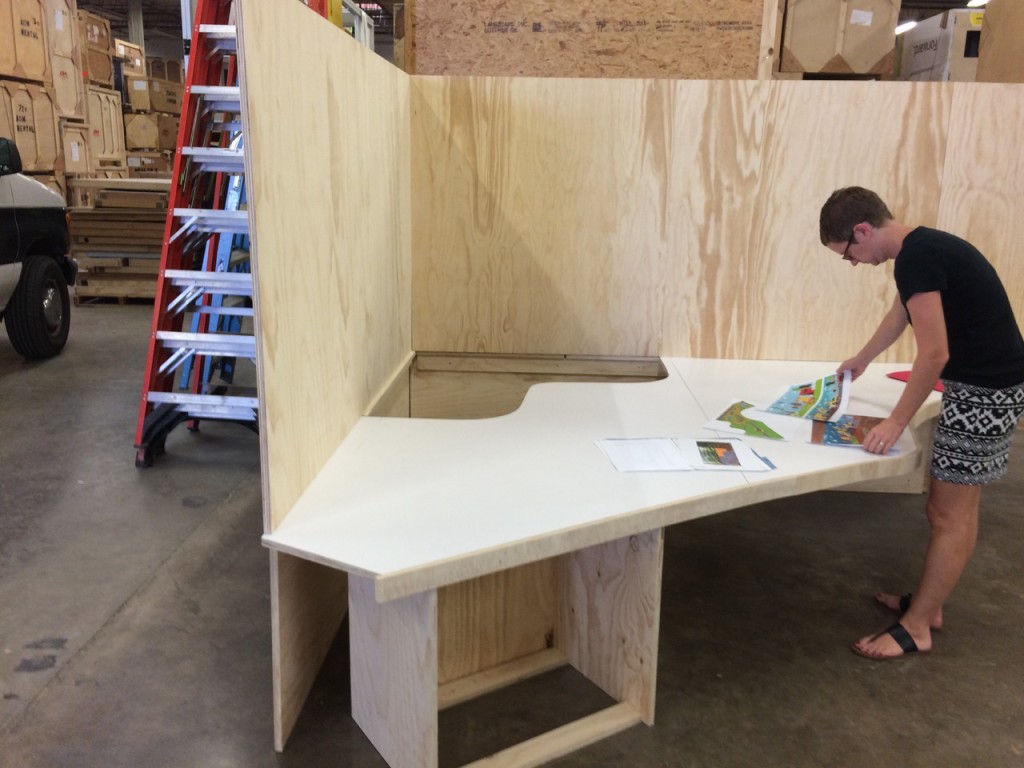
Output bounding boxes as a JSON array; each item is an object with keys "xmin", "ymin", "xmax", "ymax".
[
  {"xmin": 164, "ymin": 269, "xmax": 253, "ymax": 295},
  {"xmin": 198, "ymin": 24, "xmax": 237, "ymax": 41},
  {"xmin": 146, "ymin": 392, "xmax": 257, "ymax": 421},
  {"xmin": 156, "ymin": 331, "xmax": 255, "ymax": 357},
  {"xmin": 191, "ymin": 85, "xmax": 241, "ymax": 113},
  {"xmin": 180, "ymin": 146, "xmax": 245, "ymax": 173},
  {"xmin": 171, "ymin": 209, "xmax": 249, "ymax": 240}
]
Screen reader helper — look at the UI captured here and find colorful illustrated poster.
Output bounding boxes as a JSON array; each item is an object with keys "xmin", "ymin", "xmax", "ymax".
[
  {"xmin": 764, "ymin": 370, "xmax": 851, "ymax": 422},
  {"xmin": 710, "ymin": 400, "xmax": 787, "ymax": 440},
  {"xmin": 810, "ymin": 414, "xmax": 885, "ymax": 447}
]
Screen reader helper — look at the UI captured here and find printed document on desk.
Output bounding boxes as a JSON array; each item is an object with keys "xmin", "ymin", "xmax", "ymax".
[{"xmin": 597, "ymin": 437, "xmax": 772, "ymax": 472}]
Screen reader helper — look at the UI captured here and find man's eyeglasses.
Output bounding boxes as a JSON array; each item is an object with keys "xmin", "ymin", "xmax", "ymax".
[{"xmin": 841, "ymin": 231, "xmax": 856, "ymax": 261}]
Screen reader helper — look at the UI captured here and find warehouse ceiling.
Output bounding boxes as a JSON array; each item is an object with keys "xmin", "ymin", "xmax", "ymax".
[{"xmin": 75, "ymin": 0, "xmax": 980, "ymax": 45}]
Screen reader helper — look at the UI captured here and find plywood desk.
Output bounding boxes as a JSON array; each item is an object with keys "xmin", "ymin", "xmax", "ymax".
[{"xmin": 264, "ymin": 358, "xmax": 940, "ymax": 767}]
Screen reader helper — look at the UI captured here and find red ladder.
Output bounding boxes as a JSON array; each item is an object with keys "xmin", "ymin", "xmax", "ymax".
[{"xmin": 134, "ymin": 0, "xmax": 256, "ymax": 467}]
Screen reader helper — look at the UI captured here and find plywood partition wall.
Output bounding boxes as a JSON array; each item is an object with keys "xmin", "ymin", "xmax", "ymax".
[
  {"xmin": 411, "ymin": 79, "xmax": 1024, "ymax": 362},
  {"xmin": 237, "ymin": 0, "xmax": 412, "ymax": 749}
]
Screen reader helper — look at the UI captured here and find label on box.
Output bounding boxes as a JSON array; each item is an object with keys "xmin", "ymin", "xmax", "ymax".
[
  {"xmin": 55, "ymin": 11, "xmax": 64, "ymax": 30},
  {"xmin": 849, "ymin": 9, "xmax": 873, "ymax": 26},
  {"xmin": 134, "ymin": 80, "xmax": 146, "ymax": 90},
  {"xmin": 71, "ymin": 143, "xmax": 79, "ymax": 161},
  {"xmin": 970, "ymin": 12, "xmax": 984, "ymax": 26}
]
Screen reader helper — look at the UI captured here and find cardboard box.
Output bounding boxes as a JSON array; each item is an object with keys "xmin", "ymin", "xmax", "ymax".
[
  {"xmin": 1, "ymin": 0, "xmax": 51, "ymax": 83},
  {"xmin": 898, "ymin": 10, "xmax": 983, "ymax": 82},
  {"xmin": 781, "ymin": 0, "xmax": 901, "ymax": 75},
  {"xmin": 978, "ymin": 0, "xmax": 1024, "ymax": 83}
]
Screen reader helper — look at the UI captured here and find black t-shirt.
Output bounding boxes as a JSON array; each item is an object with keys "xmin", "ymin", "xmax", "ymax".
[{"xmin": 894, "ymin": 227, "xmax": 1024, "ymax": 388}]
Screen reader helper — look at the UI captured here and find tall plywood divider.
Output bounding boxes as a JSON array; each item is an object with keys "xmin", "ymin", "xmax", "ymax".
[
  {"xmin": 237, "ymin": 0, "xmax": 412, "ymax": 750},
  {"xmin": 938, "ymin": 83, "xmax": 1024, "ymax": 310},
  {"xmin": 411, "ymin": 80, "xmax": 1024, "ymax": 362}
]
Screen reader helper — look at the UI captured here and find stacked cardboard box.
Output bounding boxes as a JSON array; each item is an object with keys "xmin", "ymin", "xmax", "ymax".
[{"xmin": 898, "ymin": 10, "xmax": 984, "ymax": 82}]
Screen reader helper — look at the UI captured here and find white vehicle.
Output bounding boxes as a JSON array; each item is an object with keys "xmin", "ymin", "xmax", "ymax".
[{"xmin": 0, "ymin": 137, "xmax": 77, "ymax": 359}]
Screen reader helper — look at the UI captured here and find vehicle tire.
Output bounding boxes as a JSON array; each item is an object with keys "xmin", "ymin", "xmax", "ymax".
[{"xmin": 4, "ymin": 256, "xmax": 71, "ymax": 359}]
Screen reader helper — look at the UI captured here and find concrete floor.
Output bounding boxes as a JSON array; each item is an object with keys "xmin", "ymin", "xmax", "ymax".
[{"xmin": 1, "ymin": 302, "xmax": 1023, "ymax": 768}]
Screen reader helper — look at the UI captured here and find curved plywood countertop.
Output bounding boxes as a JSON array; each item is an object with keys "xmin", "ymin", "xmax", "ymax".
[{"xmin": 263, "ymin": 358, "xmax": 941, "ymax": 602}]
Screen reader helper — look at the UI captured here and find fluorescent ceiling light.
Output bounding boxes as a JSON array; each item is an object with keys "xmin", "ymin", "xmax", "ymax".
[
  {"xmin": 966, "ymin": 0, "xmax": 989, "ymax": 6},
  {"xmin": 895, "ymin": 21, "xmax": 917, "ymax": 35}
]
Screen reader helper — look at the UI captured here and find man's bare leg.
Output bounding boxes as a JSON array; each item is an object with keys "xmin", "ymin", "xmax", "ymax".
[{"xmin": 853, "ymin": 478, "xmax": 981, "ymax": 658}]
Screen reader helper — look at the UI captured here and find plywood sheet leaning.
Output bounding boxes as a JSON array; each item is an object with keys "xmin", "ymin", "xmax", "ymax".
[
  {"xmin": 237, "ymin": 0, "xmax": 412, "ymax": 750},
  {"xmin": 407, "ymin": 0, "xmax": 764, "ymax": 79}
]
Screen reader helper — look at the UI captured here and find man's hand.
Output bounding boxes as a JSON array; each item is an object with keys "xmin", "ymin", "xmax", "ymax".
[{"xmin": 863, "ymin": 417, "xmax": 906, "ymax": 454}]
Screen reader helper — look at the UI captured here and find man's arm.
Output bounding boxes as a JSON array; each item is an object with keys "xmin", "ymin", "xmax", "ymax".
[
  {"xmin": 839, "ymin": 295, "xmax": 910, "ymax": 380},
  {"xmin": 863, "ymin": 290, "xmax": 948, "ymax": 453}
]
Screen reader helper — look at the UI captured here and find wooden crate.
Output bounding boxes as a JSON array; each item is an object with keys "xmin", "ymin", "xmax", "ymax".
[
  {"xmin": 44, "ymin": 0, "xmax": 87, "ymax": 120},
  {"xmin": 124, "ymin": 111, "xmax": 159, "ymax": 149},
  {"xmin": 85, "ymin": 84, "xmax": 126, "ymax": 171},
  {"xmin": 67, "ymin": 175, "xmax": 169, "ymax": 209},
  {"xmin": 113, "ymin": 38, "xmax": 146, "ymax": 77},
  {"xmin": 78, "ymin": 8, "xmax": 114, "ymax": 87},
  {"xmin": 126, "ymin": 150, "xmax": 173, "ymax": 177},
  {"xmin": 70, "ymin": 203, "xmax": 165, "ymax": 302},
  {"xmin": 124, "ymin": 76, "xmax": 183, "ymax": 114},
  {"xmin": 780, "ymin": 0, "xmax": 900, "ymax": 75},
  {"xmin": 59, "ymin": 118, "xmax": 90, "ymax": 173},
  {"xmin": 0, "ymin": 79, "xmax": 60, "ymax": 172},
  {"xmin": 1, "ymin": 0, "xmax": 51, "ymax": 83}
]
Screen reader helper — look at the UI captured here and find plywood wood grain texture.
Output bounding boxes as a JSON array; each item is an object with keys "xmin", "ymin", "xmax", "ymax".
[
  {"xmin": 411, "ymin": 78, "xmax": 983, "ymax": 363},
  {"xmin": 406, "ymin": 0, "xmax": 765, "ymax": 79},
  {"xmin": 238, "ymin": 0, "xmax": 412, "ymax": 533}
]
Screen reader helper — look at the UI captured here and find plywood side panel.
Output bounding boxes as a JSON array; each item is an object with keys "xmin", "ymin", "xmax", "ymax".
[
  {"xmin": 238, "ymin": 0, "xmax": 413, "ymax": 532},
  {"xmin": 937, "ymin": 84, "xmax": 1024, "ymax": 313},
  {"xmin": 411, "ymin": 76, "xmax": 675, "ymax": 357}
]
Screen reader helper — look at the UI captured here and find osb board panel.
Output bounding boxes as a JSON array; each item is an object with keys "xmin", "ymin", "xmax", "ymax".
[
  {"xmin": 407, "ymin": 0, "xmax": 764, "ymax": 79},
  {"xmin": 411, "ymin": 78, "xmax": 959, "ymax": 361},
  {"xmin": 237, "ymin": 0, "xmax": 412, "ymax": 532},
  {"xmin": 977, "ymin": 0, "xmax": 1024, "ymax": 83}
]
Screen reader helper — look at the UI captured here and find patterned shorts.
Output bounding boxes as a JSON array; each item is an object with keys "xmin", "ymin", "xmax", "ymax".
[{"xmin": 932, "ymin": 379, "xmax": 1024, "ymax": 485}]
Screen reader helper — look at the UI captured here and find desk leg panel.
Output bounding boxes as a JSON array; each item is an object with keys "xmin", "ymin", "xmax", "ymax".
[
  {"xmin": 272, "ymin": 551, "xmax": 348, "ymax": 750},
  {"xmin": 349, "ymin": 576, "xmax": 439, "ymax": 768},
  {"xmin": 561, "ymin": 528, "xmax": 663, "ymax": 725}
]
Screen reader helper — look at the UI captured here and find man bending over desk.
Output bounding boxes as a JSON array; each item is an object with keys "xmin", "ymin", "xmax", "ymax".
[{"xmin": 820, "ymin": 186, "xmax": 1024, "ymax": 660}]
